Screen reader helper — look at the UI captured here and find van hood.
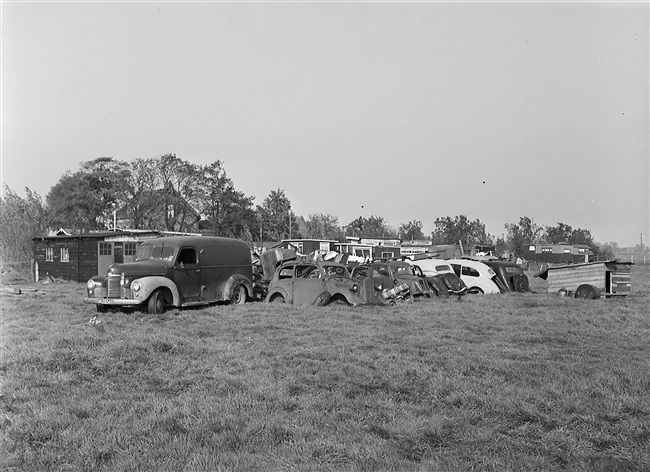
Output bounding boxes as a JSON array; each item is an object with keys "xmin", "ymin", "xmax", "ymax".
[{"xmin": 107, "ymin": 260, "xmax": 169, "ymax": 277}]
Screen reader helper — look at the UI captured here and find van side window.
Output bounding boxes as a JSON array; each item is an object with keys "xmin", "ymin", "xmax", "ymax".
[{"xmin": 177, "ymin": 248, "xmax": 198, "ymax": 265}]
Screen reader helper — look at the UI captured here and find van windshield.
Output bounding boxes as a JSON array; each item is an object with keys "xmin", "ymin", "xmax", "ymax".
[{"xmin": 135, "ymin": 244, "xmax": 176, "ymax": 262}]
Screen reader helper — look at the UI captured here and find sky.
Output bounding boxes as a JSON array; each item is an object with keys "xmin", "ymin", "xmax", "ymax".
[{"xmin": 2, "ymin": 1, "xmax": 648, "ymax": 246}]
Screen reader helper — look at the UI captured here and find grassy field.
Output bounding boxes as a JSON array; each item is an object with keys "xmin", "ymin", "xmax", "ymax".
[{"xmin": 1, "ymin": 266, "xmax": 648, "ymax": 471}]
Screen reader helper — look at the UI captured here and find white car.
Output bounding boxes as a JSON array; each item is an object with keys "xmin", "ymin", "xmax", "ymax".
[
  {"xmin": 409, "ymin": 259, "xmax": 456, "ymax": 277},
  {"xmin": 446, "ymin": 259, "xmax": 501, "ymax": 294}
]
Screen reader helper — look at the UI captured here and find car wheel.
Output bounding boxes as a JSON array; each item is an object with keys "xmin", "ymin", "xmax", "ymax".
[
  {"xmin": 229, "ymin": 285, "xmax": 247, "ymax": 305},
  {"xmin": 468, "ymin": 287, "xmax": 484, "ymax": 295},
  {"xmin": 270, "ymin": 294, "xmax": 286, "ymax": 303},
  {"xmin": 575, "ymin": 284, "xmax": 601, "ymax": 299},
  {"xmin": 96, "ymin": 304, "xmax": 108, "ymax": 313},
  {"xmin": 148, "ymin": 289, "xmax": 165, "ymax": 314}
]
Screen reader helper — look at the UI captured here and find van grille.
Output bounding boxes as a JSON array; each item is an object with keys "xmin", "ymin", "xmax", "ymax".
[{"xmin": 107, "ymin": 275, "xmax": 121, "ymax": 298}]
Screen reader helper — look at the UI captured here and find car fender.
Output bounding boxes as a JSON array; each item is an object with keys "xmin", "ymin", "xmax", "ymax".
[
  {"xmin": 222, "ymin": 275, "xmax": 253, "ymax": 301},
  {"xmin": 265, "ymin": 287, "xmax": 290, "ymax": 303},
  {"xmin": 133, "ymin": 276, "xmax": 181, "ymax": 306}
]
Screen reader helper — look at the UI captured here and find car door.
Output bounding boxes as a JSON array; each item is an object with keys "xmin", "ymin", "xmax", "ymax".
[
  {"xmin": 371, "ymin": 264, "xmax": 395, "ymax": 290},
  {"xmin": 173, "ymin": 246, "xmax": 202, "ymax": 302},
  {"xmin": 292, "ymin": 263, "xmax": 327, "ymax": 305}
]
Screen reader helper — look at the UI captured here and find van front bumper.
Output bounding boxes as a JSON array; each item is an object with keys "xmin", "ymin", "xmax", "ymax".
[{"xmin": 85, "ymin": 298, "xmax": 144, "ymax": 306}]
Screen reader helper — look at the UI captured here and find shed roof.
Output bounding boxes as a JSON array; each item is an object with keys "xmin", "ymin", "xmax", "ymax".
[{"xmin": 534, "ymin": 260, "xmax": 632, "ymax": 280}]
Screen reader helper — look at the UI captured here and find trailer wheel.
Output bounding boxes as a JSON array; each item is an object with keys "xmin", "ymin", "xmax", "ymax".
[
  {"xmin": 148, "ymin": 289, "xmax": 165, "ymax": 314},
  {"xmin": 575, "ymin": 284, "xmax": 601, "ymax": 300}
]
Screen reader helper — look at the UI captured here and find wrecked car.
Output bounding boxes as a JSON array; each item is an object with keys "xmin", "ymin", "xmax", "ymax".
[
  {"xmin": 447, "ymin": 259, "xmax": 502, "ymax": 294},
  {"xmin": 482, "ymin": 260, "xmax": 531, "ymax": 293},
  {"xmin": 350, "ymin": 261, "xmax": 434, "ymax": 299},
  {"xmin": 264, "ymin": 261, "xmax": 385, "ymax": 306},
  {"xmin": 407, "ymin": 260, "xmax": 467, "ymax": 297}
]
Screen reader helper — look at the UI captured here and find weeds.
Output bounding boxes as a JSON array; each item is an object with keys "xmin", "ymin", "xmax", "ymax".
[{"xmin": 1, "ymin": 266, "xmax": 648, "ymax": 471}]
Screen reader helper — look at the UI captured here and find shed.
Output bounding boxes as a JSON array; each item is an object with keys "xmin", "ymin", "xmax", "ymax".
[
  {"xmin": 33, "ymin": 230, "xmax": 161, "ymax": 283},
  {"xmin": 534, "ymin": 261, "xmax": 632, "ymax": 297}
]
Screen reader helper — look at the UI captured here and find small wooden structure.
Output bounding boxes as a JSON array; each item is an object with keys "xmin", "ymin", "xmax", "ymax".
[
  {"xmin": 33, "ymin": 230, "xmax": 161, "ymax": 283},
  {"xmin": 534, "ymin": 261, "xmax": 633, "ymax": 297}
]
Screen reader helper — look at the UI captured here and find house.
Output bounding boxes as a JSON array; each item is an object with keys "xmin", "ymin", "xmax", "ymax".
[
  {"xmin": 524, "ymin": 243, "xmax": 593, "ymax": 264},
  {"xmin": 33, "ymin": 230, "xmax": 162, "ymax": 283}
]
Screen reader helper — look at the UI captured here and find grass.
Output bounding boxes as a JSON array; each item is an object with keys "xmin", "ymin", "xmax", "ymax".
[{"xmin": 1, "ymin": 266, "xmax": 648, "ymax": 471}]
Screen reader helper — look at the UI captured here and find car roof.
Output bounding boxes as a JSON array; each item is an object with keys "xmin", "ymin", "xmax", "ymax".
[{"xmin": 447, "ymin": 258, "xmax": 492, "ymax": 271}]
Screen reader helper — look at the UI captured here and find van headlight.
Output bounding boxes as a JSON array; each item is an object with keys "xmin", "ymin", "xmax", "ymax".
[
  {"xmin": 87, "ymin": 280, "xmax": 96, "ymax": 290},
  {"xmin": 132, "ymin": 281, "xmax": 141, "ymax": 292}
]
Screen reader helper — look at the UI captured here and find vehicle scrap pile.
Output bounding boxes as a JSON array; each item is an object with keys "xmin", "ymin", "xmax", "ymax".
[{"xmin": 253, "ymin": 247, "xmax": 469, "ymax": 306}]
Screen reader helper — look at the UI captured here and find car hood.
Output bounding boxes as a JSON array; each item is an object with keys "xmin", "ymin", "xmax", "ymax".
[{"xmin": 107, "ymin": 260, "xmax": 169, "ymax": 277}]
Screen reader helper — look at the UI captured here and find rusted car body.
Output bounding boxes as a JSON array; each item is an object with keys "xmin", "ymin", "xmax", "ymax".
[
  {"xmin": 482, "ymin": 261, "xmax": 531, "ymax": 293},
  {"xmin": 407, "ymin": 263, "xmax": 467, "ymax": 298},
  {"xmin": 350, "ymin": 261, "xmax": 434, "ymax": 299},
  {"xmin": 265, "ymin": 261, "xmax": 385, "ymax": 306}
]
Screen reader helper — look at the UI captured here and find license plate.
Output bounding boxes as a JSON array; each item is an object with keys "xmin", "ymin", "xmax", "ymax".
[{"xmin": 99, "ymin": 299, "xmax": 114, "ymax": 304}]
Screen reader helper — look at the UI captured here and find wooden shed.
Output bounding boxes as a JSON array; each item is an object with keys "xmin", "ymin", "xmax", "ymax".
[
  {"xmin": 33, "ymin": 230, "xmax": 161, "ymax": 283},
  {"xmin": 534, "ymin": 261, "xmax": 633, "ymax": 297}
]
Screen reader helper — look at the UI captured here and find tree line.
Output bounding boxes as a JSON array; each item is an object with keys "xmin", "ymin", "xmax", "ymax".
[{"xmin": 1, "ymin": 155, "xmax": 615, "ymax": 261}]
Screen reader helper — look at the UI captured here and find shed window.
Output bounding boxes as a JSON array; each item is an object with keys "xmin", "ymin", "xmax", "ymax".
[
  {"xmin": 99, "ymin": 243, "xmax": 112, "ymax": 256},
  {"xmin": 45, "ymin": 247, "xmax": 54, "ymax": 262},
  {"xmin": 381, "ymin": 252, "xmax": 395, "ymax": 259},
  {"xmin": 542, "ymin": 247, "xmax": 552, "ymax": 253},
  {"xmin": 578, "ymin": 248, "xmax": 586, "ymax": 254},
  {"xmin": 60, "ymin": 247, "xmax": 70, "ymax": 263},
  {"xmin": 564, "ymin": 249, "xmax": 571, "ymax": 254},
  {"xmin": 124, "ymin": 243, "xmax": 137, "ymax": 256},
  {"xmin": 528, "ymin": 245, "xmax": 536, "ymax": 251}
]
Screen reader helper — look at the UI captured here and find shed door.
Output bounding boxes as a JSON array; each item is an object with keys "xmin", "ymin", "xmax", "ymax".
[{"xmin": 97, "ymin": 242, "xmax": 114, "ymax": 276}]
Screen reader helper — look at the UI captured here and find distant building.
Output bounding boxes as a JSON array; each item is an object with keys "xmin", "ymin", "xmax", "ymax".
[{"xmin": 524, "ymin": 243, "xmax": 593, "ymax": 264}]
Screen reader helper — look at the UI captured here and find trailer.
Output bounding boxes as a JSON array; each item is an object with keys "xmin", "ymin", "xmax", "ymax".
[{"xmin": 534, "ymin": 261, "xmax": 632, "ymax": 298}]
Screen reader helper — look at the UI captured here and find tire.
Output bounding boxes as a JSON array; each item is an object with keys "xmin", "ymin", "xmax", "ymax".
[
  {"xmin": 575, "ymin": 284, "xmax": 601, "ymax": 300},
  {"xmin": 148, "ymin": 289, "xmax": 165, "ymax": 314},
  {"xmin": 443, "ymin": 273, "xmax": 463, "ymax": 292},
  {"xmin": 229, "ymin": 285, "xmax": 247, "ymax": 305},
  {"xmin": 270, "ymin": 294, "xmax": 286, "ymax": 303},
  {"xmin": 96, "ymin": 304, "xmax": 108, "ymax": 313}
]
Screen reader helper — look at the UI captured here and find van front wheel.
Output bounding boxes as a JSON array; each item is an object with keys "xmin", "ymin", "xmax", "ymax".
[
  {"xmin": 230, "ymin": 285, "xmax": 247, "ymax": 305},
  {"xmin": 148, "ymin": 289, "xmax": 165, "ymax": 314}
]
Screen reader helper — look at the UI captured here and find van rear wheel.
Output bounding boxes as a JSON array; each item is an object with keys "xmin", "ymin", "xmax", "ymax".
[
  {"xmin": 148, "ymin": 289, "xmax": 165, "ymax": 314},
  {"xmin": 230, "ymin": 285, "xmax": 247, "ymax": 305}
]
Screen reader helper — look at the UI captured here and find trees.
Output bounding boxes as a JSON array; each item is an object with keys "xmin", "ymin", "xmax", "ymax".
[
  {"xmin": 345, "ymin": 216, "xmax": 397, "ymax": 239},
  {"xmin": 304, "ymin": 213, "xmax": 343, "ymax": 240},
  {"xmin": 258, "ymin": 189, "xmax": 298, "ymax": 241},
  {"xmin": 399, "ymin": 220, "xmax": 425, "ymax": 241},
  {"xmin": 504, "ymin": 216, "xmax": 543, "ymax": 257},
  {"xmin": 430, "ymin": 215, "xmax": 493, "ymax": 247},
  {"xmin": 0, "ymin": 185, "xmax": 49, "ymax": 261}
]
